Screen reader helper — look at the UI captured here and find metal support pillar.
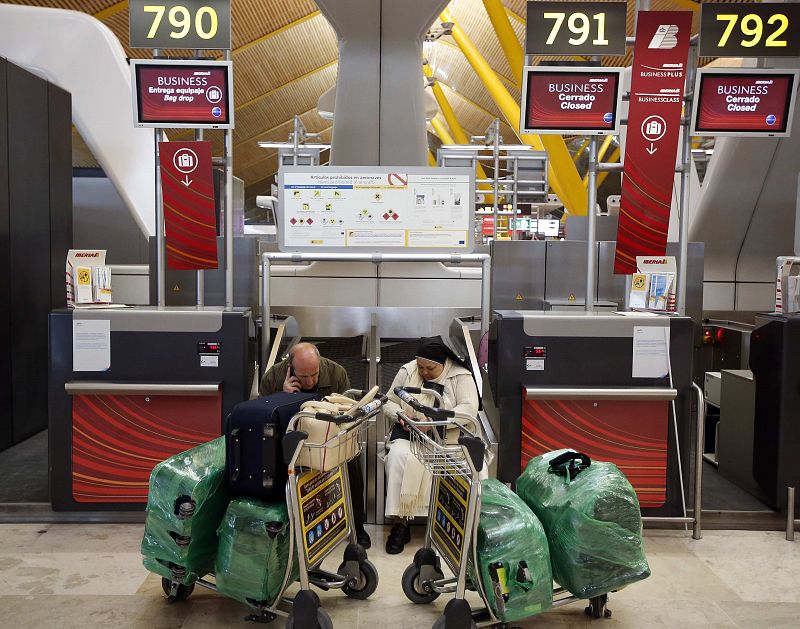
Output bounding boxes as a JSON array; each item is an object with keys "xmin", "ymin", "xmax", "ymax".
[
  {"xmin": 693, "ymin": 382, "xmax": 705, "ymax": 540},
  {"xmin": 154, "ymin": 128, "xmax": 165, "ymax": 307},
  {"xmin": 677, "ymin": 48, "xmax": 696, "ymax": 315},
  {"xmin": 585, "ymin": 137, "xmax": 598, "ymax": 312},
  {"xmin": 194, "ymin": 124, "xmax": 205, "ymax": 307},
  {"xmin": 153, "ymin": 47, "xmax": 165, "ymax": 308},
  {"xmin": 223, "ymin": 53, "xmax": 234, "ymax": 309},
  {"xmin": 511, "ymin": 152, "xmax": 519, "ymax": 240},
  {"xmin": 788, "ymin": 487, "xmax": 796, "ymax": 542},
  {"xmin": 491, "ymin": 119, "xmax": 500, "ymax": 240}
]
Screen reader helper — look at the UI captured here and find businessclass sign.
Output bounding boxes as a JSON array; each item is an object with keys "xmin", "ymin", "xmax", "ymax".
[{"xmin": 615, "ymin": 11, "xmax": 692, "ymax": 275}]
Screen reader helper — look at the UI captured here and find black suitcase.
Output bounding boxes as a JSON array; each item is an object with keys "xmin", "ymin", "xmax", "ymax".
[{"xmin": 224, "ymin": 391, "xmax": 320, "ymax": 501}]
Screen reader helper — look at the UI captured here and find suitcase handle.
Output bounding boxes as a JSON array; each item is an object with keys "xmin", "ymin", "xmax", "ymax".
[{"xmin": 548, "ymin": 451, "xmax": 591, "ymax": 481}]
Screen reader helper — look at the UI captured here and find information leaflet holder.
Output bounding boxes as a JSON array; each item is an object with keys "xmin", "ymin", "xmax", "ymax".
[{"xmin": 277, "ymin": 166, "xmax": 475, "ymax": 255}]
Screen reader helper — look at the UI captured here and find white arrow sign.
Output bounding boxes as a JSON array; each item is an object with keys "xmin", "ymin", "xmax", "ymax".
[
  {"xmin": 182, "ymin": 175, "xmax": 193, "ymax": 187},
  {"xmin": 646, "ymin": 143, "xmax": 658, "ymax": 155}
]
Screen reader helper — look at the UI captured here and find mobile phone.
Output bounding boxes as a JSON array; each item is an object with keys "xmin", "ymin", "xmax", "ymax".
[{"xmin": 289, "ymin": 366, "xmax": 296, "ymax": 378}]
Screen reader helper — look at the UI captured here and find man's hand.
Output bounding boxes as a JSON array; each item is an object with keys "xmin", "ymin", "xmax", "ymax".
[{"xmin": 283, "ymin": 368, "xmax": 301, "ymax": 393}]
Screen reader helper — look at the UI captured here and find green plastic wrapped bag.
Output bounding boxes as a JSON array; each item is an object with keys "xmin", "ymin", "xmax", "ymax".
[
  {"xmin": 468, "ymin": 479, "xmax": 552, "ymax": 622},
  {"xmin": 141, "ymin": 437, "xmax": 230, "ymax": 584},
  {"xmin": 516, "ymin": 449, "xmax": 650, "ymax": 599},
  {"xmin": 215, "ymin": 498, "xmax": 299, "ymax": 606}
]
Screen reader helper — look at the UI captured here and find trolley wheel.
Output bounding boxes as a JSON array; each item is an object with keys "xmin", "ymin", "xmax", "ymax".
[
  {"xmin": 401, "ymin": 562, "xmax": 443, "ymax": 604},
  {"xmin": 584, "ymin": 594, "xmax": 611, "ymax": 619},
  {"xmin": 285, "ymin": 607, "xmax": 333, "ymax": 629},
  {"xmin": 338, "ymin": 559, "xmax": 379, "ymax": 600},
  {"xmin": 160, "ymin": 577, "xmax": 194, "ymax": 602}
]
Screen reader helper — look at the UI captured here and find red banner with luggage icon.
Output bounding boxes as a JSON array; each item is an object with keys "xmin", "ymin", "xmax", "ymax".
[
  {"xmin": 614, "ymin": 11, "xmax": 692, "ymax": 274},
  {"xmin": 159, "ymin": 141, "xmax": 218, "ymax": 270}
]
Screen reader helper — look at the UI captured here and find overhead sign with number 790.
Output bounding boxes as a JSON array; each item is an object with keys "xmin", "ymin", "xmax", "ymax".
[
  {"xmin": 526, "ymin": 2, "xmax": 627, "ymax": 56},
  {"xmin": 129, "ymin": 0, "xmax": 231, "ymax": 50}
]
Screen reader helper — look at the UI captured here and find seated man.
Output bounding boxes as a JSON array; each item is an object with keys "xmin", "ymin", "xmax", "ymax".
[
  {"xmin": 382, "ymin": 336, "xmax": 479, "ymax": 554},
  {"xmin": 260, "ymin": 342, "xmax": 371, "ymax": 549}
]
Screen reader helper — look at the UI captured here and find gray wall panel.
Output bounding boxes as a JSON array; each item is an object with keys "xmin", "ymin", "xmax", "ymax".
[
  {"xmin": 48, "ymin": 83, "xmax": 72, "ymax": 309},
  {"xmin": 8, "ymin": 62, "xmax": 50, "ymax": 443},
  {"xmin": 0, "ymin": 58, "xmax": 10, "ymax": 450}
]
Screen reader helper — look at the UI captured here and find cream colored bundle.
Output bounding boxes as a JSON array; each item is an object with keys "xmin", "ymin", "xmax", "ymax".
[{"xmin": 294, "ymin": 387, "xmax": 379, "ymax": 471}]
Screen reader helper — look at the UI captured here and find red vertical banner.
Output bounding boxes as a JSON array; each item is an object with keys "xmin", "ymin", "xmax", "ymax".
[
  {"xmin": 614, "ymin": 12, "xmax": 692, "ymax": 275},
  {"xmin": 159, "ymin": 141, "xmax": 218, "ymax": 270}
]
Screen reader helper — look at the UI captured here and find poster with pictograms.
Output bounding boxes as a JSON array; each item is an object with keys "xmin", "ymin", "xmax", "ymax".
[
  {"xmin": 279, "ymin": 167, "xmax": 474, "ymax": 252},
  {"xmin": 431, "ymin": 471, "xmax": 470, "ymax": 572},
  {"xmin": 298, "ymin": 467, "xmax": 349, "ymax": 565}
]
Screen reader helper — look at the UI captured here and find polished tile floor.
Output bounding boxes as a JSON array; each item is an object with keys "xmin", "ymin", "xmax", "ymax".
[{"xmin": 0, "ymin": 524, "xmax": 798, "ymax": 628}]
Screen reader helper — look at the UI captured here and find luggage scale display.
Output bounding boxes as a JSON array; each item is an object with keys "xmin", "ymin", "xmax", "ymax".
[
  {"xmin": 158, "ymin": 390, "xmax": 387, "ymax": 629},
  {"xmin": 394, "ymin": 388, "xmax": 614, "ymax": 628}
]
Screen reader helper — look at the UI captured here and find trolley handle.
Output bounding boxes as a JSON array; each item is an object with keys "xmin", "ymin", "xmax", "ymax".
[
  {"xmin": 394, "ymin": 387, "xmax": 454, "ymax": 421},
  {"xmin": 314, "ymin": 393, "xmax": 389, "ymax": 423}
]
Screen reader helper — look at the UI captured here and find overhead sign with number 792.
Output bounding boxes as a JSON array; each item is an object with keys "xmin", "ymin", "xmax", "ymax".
[
  {"xmin": 129, "ymin": 0, "xmax": 231, "ymax": 50},
  {"xmin": 700, "ymin": 3, "xmax": 800, "ymax": 57}
]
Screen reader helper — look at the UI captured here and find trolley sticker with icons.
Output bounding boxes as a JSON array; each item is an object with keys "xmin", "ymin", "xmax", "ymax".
[{"xmin": 393, "ymin": 387, "xmax": 613, "ymax": 628}]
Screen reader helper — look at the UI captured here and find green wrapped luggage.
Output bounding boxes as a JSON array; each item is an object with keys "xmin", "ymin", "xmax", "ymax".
[
  {"xmin": 214, "ymin": 498, "xmax": 299, "ymax": 606},
  {"xmin": 516, "ymin": 450, "xmax": 650, "ymax": 599},
  {"xmin": 141, "ymin": 437, "xmax": 230, "ymax": 585},
  {"xmin": 468, "ymin": 479, "xmax": 553, "ymax": 622}
]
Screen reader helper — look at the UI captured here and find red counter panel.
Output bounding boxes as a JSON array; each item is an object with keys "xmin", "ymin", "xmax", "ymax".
[
  {"xmin": 520, "ymin": 397, "xmax": 669, "ymax": 507},
  {"xmin": 71, "ymin": 394, "xmax": 221, "ymax": 502}
]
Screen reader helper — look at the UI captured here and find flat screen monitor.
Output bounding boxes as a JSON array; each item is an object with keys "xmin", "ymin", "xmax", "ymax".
[
  {"xmin": 131, "ymin": 59, "xmax": 234, "ymax": 129},
  {"xmin": 691, "ymin": 69, "xmax": 798, "ymax": 138},
  {"xmin": 520, "ymin": 66, "xmax": 624, "ymax": 135}
]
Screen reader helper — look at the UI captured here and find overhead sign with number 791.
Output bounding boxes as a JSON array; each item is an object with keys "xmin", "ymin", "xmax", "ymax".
[
  {"xmin": 526, "ymin": 2, "xmax": 627, "ymax": 56},
  {"xmin": 129, "ymin": 0, "xmax": 231, "ymax": 50}
]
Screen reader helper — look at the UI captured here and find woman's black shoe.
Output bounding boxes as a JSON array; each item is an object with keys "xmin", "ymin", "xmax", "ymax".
[{"xmin": 385, "ymin": 523, "xmax": 411, "ymax": 554}]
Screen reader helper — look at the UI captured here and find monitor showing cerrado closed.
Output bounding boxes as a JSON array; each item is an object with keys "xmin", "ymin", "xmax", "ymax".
[
  {"xmin": 691, "ymin": 69, "xmax": 798, "ymax": 138},
  {"xmin": 520, "ymin": 66, "xmax": 624, "ymax": 135},
  {"xmin": 131, "ymin": 59, "xmax": 234, "ymax": 129}
]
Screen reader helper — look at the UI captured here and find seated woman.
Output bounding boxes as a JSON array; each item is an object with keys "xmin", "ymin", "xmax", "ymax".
[{"xmin": 383, "ymin": 336, "xmax": 479, "ymax": 554}]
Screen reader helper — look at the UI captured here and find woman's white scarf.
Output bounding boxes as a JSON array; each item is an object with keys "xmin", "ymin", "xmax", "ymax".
[{"xmin": 397, "ymin": 358, "xmax": 453, "ymax": 517}]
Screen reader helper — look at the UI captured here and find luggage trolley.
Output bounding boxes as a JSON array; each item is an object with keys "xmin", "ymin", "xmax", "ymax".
[
  {"xmin": 393, "ymin": 387, "xmax": 610, "ymax": 629},
  {"xmin": 278, "ymin": 391, "xmax": 388, "ymax": 628},
  {"xmin": 161, "ymin": 390, "xmax": 387, "ymax": 629}
]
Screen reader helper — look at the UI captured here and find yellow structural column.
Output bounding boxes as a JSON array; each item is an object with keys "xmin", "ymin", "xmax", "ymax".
[
  {"xmin": 481, "ymin": 0, "xmax": 524, "ymax": 89},
  {"xmin": 427, "ymin": 150, "xmax": 437, "ymax": 167},
  {"xmin": 442, "ymin": 9, "xmax": 588, "ymax": 215},
  {"xmin": 423, "ymin": 62, "xmax": 494, "ymax": 201},
  {"xmin": 573, "ymin": 138, "xmax": 590, "ymax": 163},
  {"xmin": 430, "ymin": 115, "xmax": 456, "ymax": 145}
]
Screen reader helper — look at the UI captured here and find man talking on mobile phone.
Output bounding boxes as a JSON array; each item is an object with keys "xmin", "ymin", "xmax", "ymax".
[{"xmin": 259, "ymin": 342, "xmax": 372, "ymax": 549}]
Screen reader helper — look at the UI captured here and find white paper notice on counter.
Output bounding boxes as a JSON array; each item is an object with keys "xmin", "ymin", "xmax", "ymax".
[
  {"xmin": 73, "ymin": 319, "xmax": 110, "ymax": 372},
  {"xmin": 632, "ymin": 325, "xmax": 670, "ymax": 378}
]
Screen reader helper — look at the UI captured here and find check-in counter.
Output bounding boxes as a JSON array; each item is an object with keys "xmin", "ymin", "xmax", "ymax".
[
  {"xmin": 48, "ymin": 307, "xmax": 255, "ymax": 511},
  {"xmin": 484, "ymin": 310, "xmax": 694, "ymax": 517}
]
